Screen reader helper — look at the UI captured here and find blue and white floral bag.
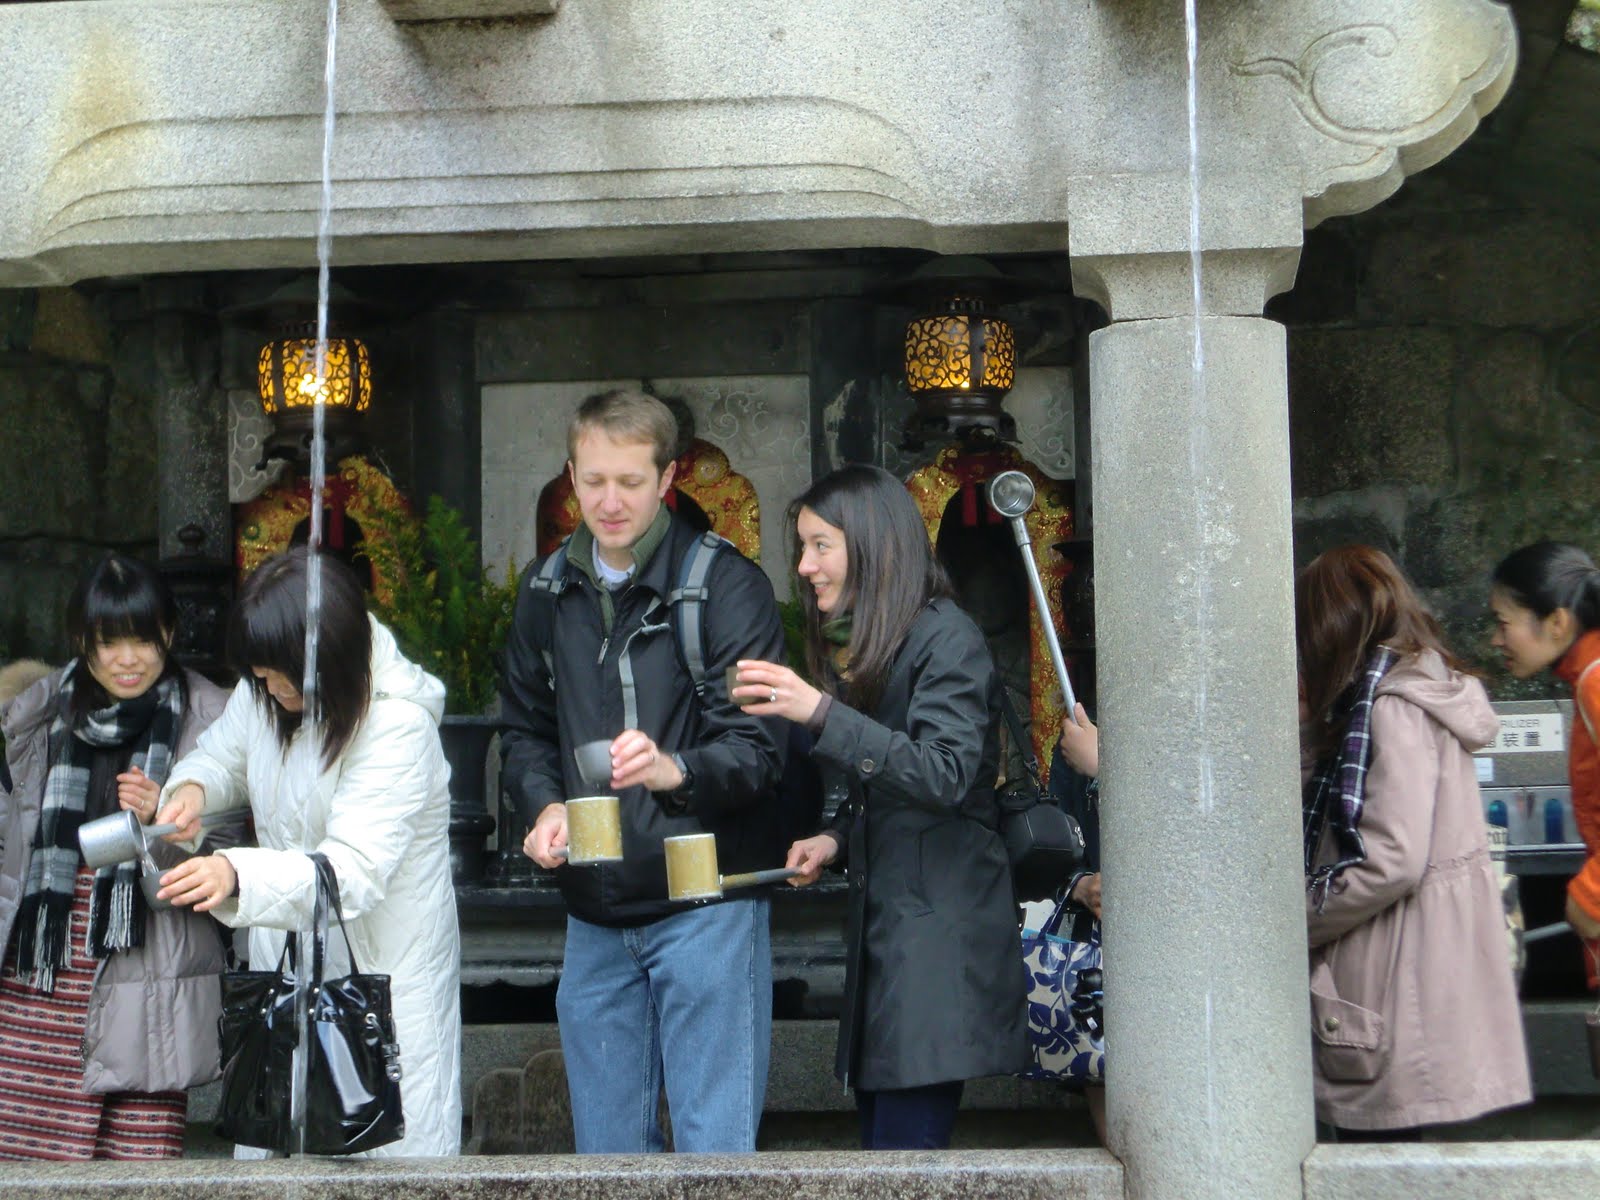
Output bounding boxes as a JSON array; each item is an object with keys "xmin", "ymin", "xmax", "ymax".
[{"xmin": 1019, "ymin": 895, "xmax": 1105, "ymax": 1084}]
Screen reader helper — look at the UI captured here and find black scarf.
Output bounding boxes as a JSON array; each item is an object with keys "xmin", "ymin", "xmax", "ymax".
[{"xmin": 12, "ymin": 668, "xmax": 185, "ymax": 992}]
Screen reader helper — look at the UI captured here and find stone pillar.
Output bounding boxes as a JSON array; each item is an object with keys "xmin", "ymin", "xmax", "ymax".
[
  {"xmin": 1089, "ymin": 313, "xmax": 1313, "ymax": 1200},
  {"xmin": 147, "ymin": 280, "xmax": 228, "ymax": 563}
]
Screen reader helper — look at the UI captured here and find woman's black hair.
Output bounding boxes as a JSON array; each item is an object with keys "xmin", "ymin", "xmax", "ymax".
[
  {"xmin": 788, "ymin": 464, "xmax": 953, "ymax": 711},
  {"xmin": 1491, "ymin": 541, "xmax": 1600, "ymax": 632},
  {"xmin": 64, "ymin": 553, "xmax": 183, "ymax": 721},
  {"xmin": 228, "ymin": 547, "xmax": 372, "ymax": 769}
]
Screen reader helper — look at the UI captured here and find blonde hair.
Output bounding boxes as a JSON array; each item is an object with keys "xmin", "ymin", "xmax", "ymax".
[{"xmin": 567, "ymin": 390, "xmax": 679, "ymax": 472}]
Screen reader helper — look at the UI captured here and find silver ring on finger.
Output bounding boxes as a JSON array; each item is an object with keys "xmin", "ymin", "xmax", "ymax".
[{"xmin": 769, "ymin": 687, "xmax": 778, "ymax": 704}]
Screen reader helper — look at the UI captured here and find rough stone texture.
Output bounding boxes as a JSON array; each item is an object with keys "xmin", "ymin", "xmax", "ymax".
[
  {"xmin": 0, "ymin": 1149, "xmax": 1125, "ymax": 1200},
  {"xmin": 1090, "ymin": 317, "xmax": 1313, "ymax": 1200},
  {"xmin": 29, "ymin": 288, "xmax": 110, "ymax": 365},
  {"xmin": 1303, "ymin": 1142, "xmax": 1600, "ymax": 1200},
  {"xmin": 1276, "ymin": 85, "xmax": 1600, "ymax": 700},
  {"xmin": 0, "ymin": 0, "xmax": 1514, "ymax": 286},
  {"xmin": 1362, "ymin": 213, "xmax": 1600, "ymax": 329},
  {"xmin": 1287, "ymin": 327, "xmax": 1457, "ymax": 496}
]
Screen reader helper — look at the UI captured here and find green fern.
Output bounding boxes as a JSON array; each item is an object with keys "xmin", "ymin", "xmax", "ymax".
[{"xmin": 360, "ymin": 496, "xmax": 517, "ymax": 715}]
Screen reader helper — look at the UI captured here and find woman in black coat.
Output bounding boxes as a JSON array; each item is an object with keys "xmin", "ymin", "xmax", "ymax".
[{"xmin": 733, "ymin": 464, "xmax": 1027, "ymax": 1150}]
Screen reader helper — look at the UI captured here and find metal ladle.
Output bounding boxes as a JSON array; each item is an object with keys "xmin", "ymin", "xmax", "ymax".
[
  {"xmin": 986, "ymin": 469, "xmax": 1078, "ymax": 718},
  {"xmin": 77, "ymin": 809, "xmax": 228, "ymax": 911},
  {"xmin": 549, "ymin": 739, "xmax": 625, "ymax": 865},
  {"xmin": 663, "ymin": 832, "xmax": 800, "ymax": 901}
]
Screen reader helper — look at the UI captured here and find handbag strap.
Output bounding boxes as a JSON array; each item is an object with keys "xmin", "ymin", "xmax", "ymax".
[
  {"xmin": 307, "ymin": 852, "xmax": 364, "ymax": 979},
  {"xmin": 998, "ymin": 683, "xmax": 1043, "ymax": 793}
]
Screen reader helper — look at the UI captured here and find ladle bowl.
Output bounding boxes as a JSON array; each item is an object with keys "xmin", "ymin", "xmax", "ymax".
[
  {"xmin": 557, "ymin": 794, "xmax": 624, "ymax": 866},
  {"xmin": 573, "ymin": 740, "xmax": 615, "ymax": 793},
  {"xmin": 663, "ymin": 832, "xmax": 800, "ymax": 902}
]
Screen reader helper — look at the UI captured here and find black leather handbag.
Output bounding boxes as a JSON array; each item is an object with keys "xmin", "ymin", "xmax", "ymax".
[
  {"xmin": 997, "ymin": 688, "xmax": 1086, "ymax": 902},
  {"xmin": 215, "ymin": 853, "xmax": 405, "ymax": 1155}
]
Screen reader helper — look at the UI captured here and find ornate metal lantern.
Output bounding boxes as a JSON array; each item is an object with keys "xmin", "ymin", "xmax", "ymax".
[
  {"xmin": 256, "ymin": 324, "xmax": 371, "ymax": 464},
  {"xmin": 887, "ymin": 256, "xmax": 1025, "ymax": 448},
  {"xmin": 225, "ymin": 276, "xmax": 381, "ymax": 468}
]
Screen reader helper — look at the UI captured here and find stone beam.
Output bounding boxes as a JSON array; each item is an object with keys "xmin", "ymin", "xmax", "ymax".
[
  {"xmin": 380, "ymin": 0, "xmax": 561, "ymax": 19},
  {"xmin": 0, "ymin": 0, "xmax": 1517, "ymax": 286}
]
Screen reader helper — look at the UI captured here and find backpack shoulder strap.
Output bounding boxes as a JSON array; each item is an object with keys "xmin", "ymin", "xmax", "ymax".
[
  {"xmin": 666, "ymin": 531, "xmax": 729, "ymax": 700},
  {"xmin": 526, "ymin": 541, "xmax": 571, "ymax": 681}
]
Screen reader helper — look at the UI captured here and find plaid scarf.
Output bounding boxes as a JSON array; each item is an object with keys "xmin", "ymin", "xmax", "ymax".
[
  {"xmin": 12, "ymin": 668, "xmax": 184, "ymax": 992},
  {"xmin": 1302, "ymin": 646, "xmax": 1398, "ymax": 913}
]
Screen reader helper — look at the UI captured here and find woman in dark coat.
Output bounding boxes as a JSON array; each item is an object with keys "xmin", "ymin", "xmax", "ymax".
[{"xmin": 733, "ymin": 464, "xmax": 1027, "ymax": 1150}]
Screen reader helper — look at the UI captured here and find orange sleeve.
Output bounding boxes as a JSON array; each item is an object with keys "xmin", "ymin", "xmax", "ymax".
[
  {"xmin": 1571, "ymin": 854, "xmax": 1600, "ymax": 923},
  {"xmin": 1576, "ymin": 670, "xmax": 1600, "ymax": 853}
]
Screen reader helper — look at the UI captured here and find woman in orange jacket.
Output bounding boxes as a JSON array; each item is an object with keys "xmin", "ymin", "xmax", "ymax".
[{"xmin": 1490, "ymin": 541, "xmax": 1600, "ymax": 988}]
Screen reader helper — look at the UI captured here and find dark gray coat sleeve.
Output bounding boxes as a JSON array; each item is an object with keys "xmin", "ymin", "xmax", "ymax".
[
  {"xmin": 810, "ymin": 610, "xmax": 994, "ymax": 814},
  {"xmin": 674, "ymin": 553, "xmax": 787, "ymax": 819},
  {"xmin": 498, "ymin": 563, "xmax": 567, "ymax": 829}
]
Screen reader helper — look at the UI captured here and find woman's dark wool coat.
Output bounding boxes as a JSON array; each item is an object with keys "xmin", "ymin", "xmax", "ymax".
[{"xmin": 816, "ymin": 597, "xmax": 1028, "ymax": 1091}]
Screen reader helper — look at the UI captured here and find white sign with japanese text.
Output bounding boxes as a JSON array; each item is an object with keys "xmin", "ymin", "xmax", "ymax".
[{"xmin": 1484, "ymin": 712, "xmax": 1565, "ymax": 755}]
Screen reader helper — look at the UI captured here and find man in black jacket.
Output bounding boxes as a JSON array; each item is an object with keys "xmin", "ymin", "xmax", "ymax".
[{"xmin": 499, "ymin": 390, "xmax": 787, "ymax": 1153}]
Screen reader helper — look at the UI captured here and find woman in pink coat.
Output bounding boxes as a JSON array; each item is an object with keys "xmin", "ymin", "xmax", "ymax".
[{"xmin": 1297, "ymin": 546, "xmax": 1530, "ymax": 1137}]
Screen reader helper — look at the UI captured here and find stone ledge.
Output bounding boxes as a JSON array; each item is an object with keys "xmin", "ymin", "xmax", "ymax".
[
  {"xmin": 0, "ymin": 1150, "xmax": 1124, "ymax": 1200},
  {"xmin": 1304, "ymin": 1141, "xmax": 1600, "ymax": 1200},
  {"xmin": 380, "ymin": 1, "xmax": 560, "ymax": 18}
]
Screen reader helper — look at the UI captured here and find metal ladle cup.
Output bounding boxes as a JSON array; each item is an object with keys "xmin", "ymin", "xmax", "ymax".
[
  {"xmin": 986, "ymin": 469, "xmax": 1078, "ymax": 718},
  {"xmin": 573, "ymin": 740, "xmax": 615, "ymax": 794},
  {"xmin": 78, "ymin": 809, "xmax": 225, "ymax": 912},
  {"xmin": 78, "ymin": 809, "xmax": 224, "ymax": 871},
  {"xmin": 663, "ymin": 832, "xmax": 800, "ymax": 902},
  {"xmin": 553, "ymin": 795, "xmax": 624, "ymax": 866}
]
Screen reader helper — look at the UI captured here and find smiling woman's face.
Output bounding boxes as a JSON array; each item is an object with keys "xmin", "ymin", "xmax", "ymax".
[
  {"xmin": 87, "ymin": 635, "xmax": 166, "ymax": 701},
  {"xmin": 796, "ymin": 506, "xmax": 849, "ymax": 615}
]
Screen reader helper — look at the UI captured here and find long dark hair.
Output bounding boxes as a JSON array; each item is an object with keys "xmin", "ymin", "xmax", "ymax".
[
  {"xmin": 1491, "ymin": 541, "xmax": 1600, "ymax": 631},
  {"xmin": 64, "ymin": 553, "xmax": 183, "ymax": 722},
  {"xmin": 789, "ymin": 464, "xmax": 952, "ymax": 711},
  {"xmin": 1296, "ymin": 545, "xmax": 1466, "ymax": 760},
  {"xmin": 228, "ymin": 548, "xmax": 372, "ymax": 769}
]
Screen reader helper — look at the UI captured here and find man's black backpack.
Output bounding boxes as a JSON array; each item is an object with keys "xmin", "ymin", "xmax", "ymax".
[{"xmin": 996, "ymin": 686, "xmax": 1086, "ymax": 901}]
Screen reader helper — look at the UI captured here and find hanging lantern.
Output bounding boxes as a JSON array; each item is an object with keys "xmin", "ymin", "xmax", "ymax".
[
  {"xmin": 252, "ymin": 321, "xmax": 372, "ymax": 466},
  {"xmin": 904, "ymin": 298, "xmax": 1016, "ymax": 400},
  {"xmin": 883, "ymin": 256, "xmax": 1028, "ymax": 449},
  {"xmin": 257, "ymin": 330, "xmax": 372, "ymax": 416},
  {"xmin": 225, "ymin": 276, "xmax": 384, "ymax": 469}
]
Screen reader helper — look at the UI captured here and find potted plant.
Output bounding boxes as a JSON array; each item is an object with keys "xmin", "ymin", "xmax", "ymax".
[{"xmin": 361, "ymin": 496, "xmax": 518, "ymax": 884}]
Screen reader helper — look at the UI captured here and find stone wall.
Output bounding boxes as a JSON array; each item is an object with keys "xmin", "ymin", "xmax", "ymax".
[
  {"xmin": 0, "ymin": 286, "xmax": 157, "ymax": 662},
  {"xmin": 1278, "ymin": 176, "xmax": 1600, "ymax": 698}
]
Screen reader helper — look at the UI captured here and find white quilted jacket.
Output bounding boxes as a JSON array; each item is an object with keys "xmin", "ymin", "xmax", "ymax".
[{"xmin": 162, "ymin": 617, "xmax": 462, "ymax": 1157}]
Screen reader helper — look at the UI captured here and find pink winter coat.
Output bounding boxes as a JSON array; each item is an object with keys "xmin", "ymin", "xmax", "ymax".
[{"xmin": 1306, "ymin": 651, "xmax": 1531, "ymax": 1131}]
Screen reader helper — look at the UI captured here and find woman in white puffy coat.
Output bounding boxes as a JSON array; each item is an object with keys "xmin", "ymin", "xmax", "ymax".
[{"xmin": 154, "ymin": 549, "xmax": 461, "ymax": 1157}]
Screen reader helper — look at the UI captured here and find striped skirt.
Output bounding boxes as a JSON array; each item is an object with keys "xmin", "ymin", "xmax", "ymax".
[{"xmin": 0, "ymin": 868, "xmax": 186, "ymax": 1160}]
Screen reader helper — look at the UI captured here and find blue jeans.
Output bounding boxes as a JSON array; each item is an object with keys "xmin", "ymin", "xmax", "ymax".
[
  {"xmin": 856, "ymin": 1080, "xmax": 965, "ymax": 1149},
  {"xmin": 556, "ymin": 897, "xmax": 772, "ymax": 1153}
]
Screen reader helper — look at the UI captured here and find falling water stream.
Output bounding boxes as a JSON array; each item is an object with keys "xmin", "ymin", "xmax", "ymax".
[
  {"xmin": 1183, "ymin": 0, "xmax": 1224, "ymax": 1181},
  {"xmin": 288, "ymin": 0, "xmax": 342, "ymax": 1162}
]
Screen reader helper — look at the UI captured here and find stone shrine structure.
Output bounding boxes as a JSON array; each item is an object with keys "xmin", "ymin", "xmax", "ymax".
[{"xmin": 2, "ymin": 2, "xmax": 1591, "ymax": 1198}]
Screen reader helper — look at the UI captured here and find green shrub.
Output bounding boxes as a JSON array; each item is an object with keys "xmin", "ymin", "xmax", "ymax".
[{"xmin": 361, "ymin": 496, "xmax": 517, "ymax": 715}]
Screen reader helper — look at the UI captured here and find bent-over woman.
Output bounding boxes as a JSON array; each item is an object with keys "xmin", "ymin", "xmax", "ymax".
[
  {"xmin": 1298, "ymin": 545, "xmax": 1529, "ymax": 1137},
  {"xmin": 155, "ymin": 548, "xmax": 462, "ymax": 1157},
  {"xmin": 0, "ymin": 554, "xmax": 234, "ymax": 1160},
  {"xmin": 733, "ymin": 464, "xmax": 1027, "ymax": 1150}
]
